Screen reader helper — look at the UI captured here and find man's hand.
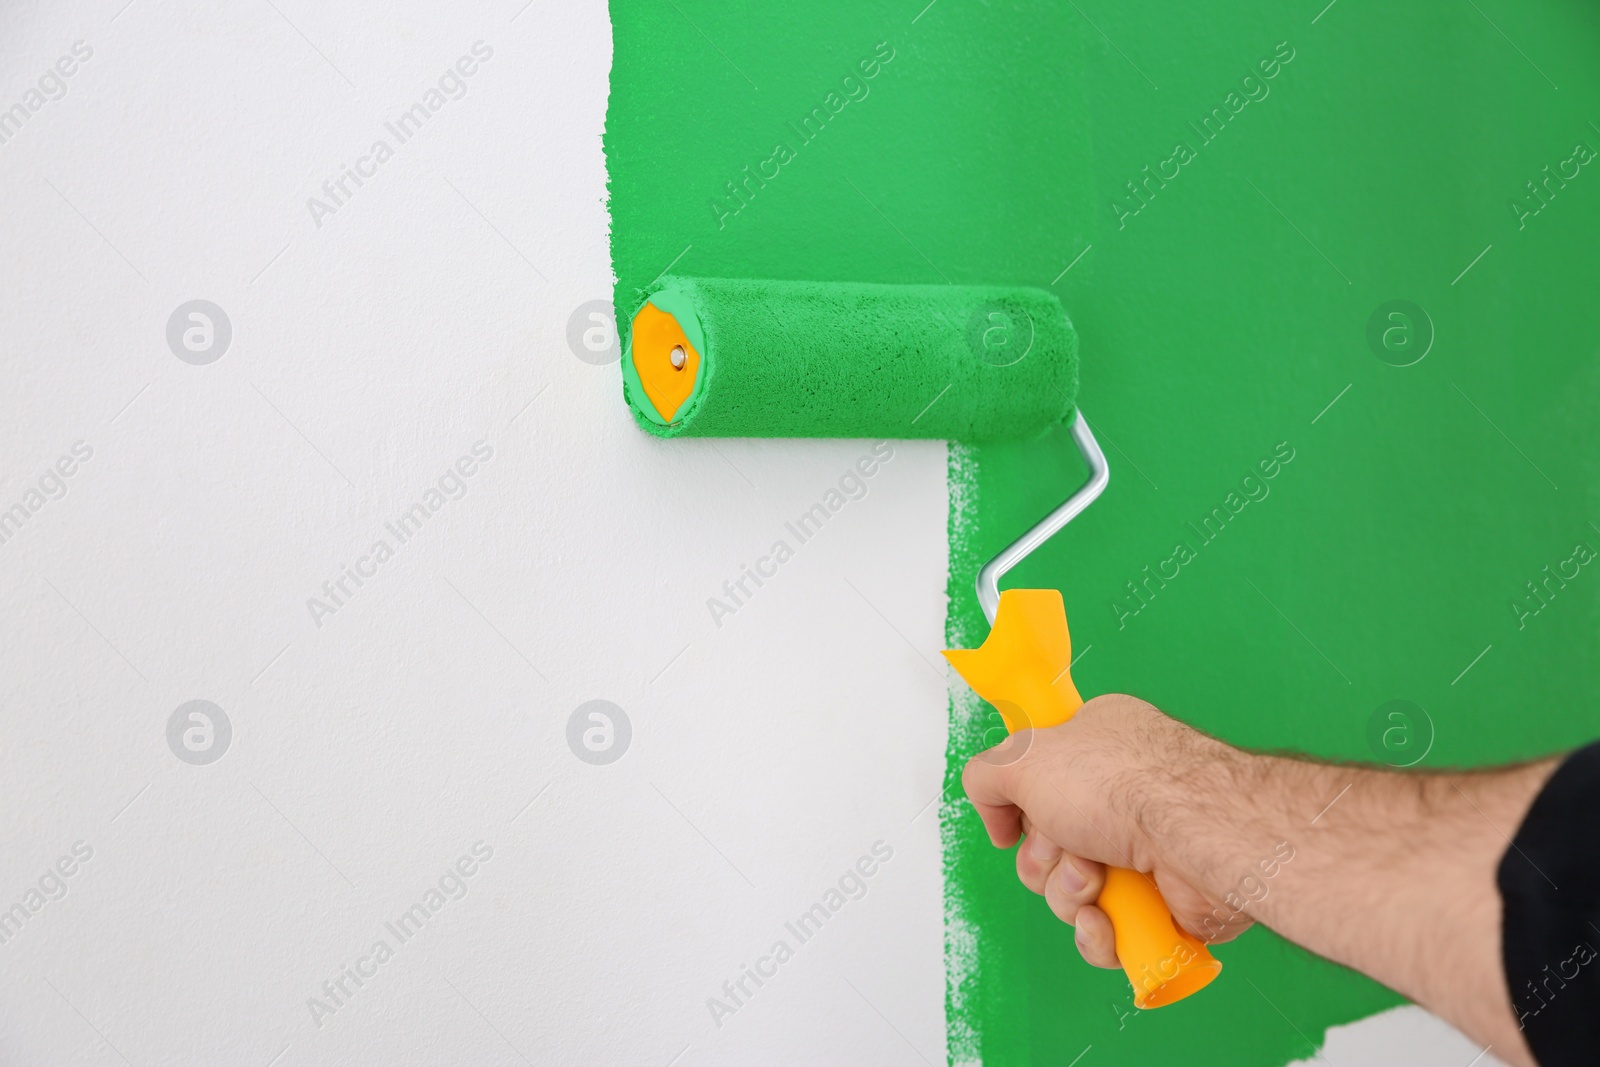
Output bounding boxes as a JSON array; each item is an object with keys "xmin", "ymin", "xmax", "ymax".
[
  {"xmin": 958, "ymin": 691, "xmax": 1553, "ymax": 1067},
  {"xmin": 962, "ymin": 694, "xmax": 1254, "ymax": 970}
]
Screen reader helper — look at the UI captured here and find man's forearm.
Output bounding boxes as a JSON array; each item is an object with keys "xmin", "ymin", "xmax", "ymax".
[
  {"xmin": 1148, "ymin": 741, "xmax": 1556, "ymax": 1063},
  {"xmin": 963, "ymin": 698, "xmax": 1578, "ymax": 1063}
]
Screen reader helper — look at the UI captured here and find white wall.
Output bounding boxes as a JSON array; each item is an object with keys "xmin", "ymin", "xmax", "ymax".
[
  {"xmin": 0, "ymin": 2, "xmax": 947, "ymax": 1063},
  {"xmin": 1288, "ymin": 1007, "xmax": 1506, "ymax": 1067}
]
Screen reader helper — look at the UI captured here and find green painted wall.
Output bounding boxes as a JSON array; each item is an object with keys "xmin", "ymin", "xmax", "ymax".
[{"xmin": 608, "ymin": 0, "xmax": 1600, "ymax": 1061}]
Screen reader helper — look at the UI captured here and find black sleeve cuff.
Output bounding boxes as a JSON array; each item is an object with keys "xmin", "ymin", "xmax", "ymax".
[{"xmin": 1499, "ymin": 740, "xmax": 1600, "ymax": 1066}]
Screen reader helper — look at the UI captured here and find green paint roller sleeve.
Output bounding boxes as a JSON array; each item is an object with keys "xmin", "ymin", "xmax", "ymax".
[{"xmin": 621, "ymin": 276, "xmax": 1079, "ymax": 441}]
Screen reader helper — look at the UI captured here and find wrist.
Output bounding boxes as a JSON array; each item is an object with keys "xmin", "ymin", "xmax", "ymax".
[{"xmin": 1131, "ymin": 725, "xmax": 1283, "ymax": 899}]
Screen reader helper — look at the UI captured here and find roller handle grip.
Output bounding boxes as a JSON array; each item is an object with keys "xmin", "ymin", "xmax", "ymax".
[
  {"xmin": 1011, "ymin": 684, "xmax": 1222, "ymax": 1010},
  {"xmin": 945, "ymin": 588, "xmax": 1222, "ymax": 1008}
]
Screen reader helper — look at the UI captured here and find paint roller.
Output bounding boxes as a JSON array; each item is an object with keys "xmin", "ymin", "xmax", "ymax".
[{"xmin": 621, "ymin": 275, "xmax": 1222, "ymax": 1009}]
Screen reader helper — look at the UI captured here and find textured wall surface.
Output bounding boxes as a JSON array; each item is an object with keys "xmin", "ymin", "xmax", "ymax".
[{"xmin": 0, "ymin": 2, "xmax": 946, "ymax": 1064}]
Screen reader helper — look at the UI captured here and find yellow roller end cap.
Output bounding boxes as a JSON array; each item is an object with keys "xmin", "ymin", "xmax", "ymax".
[{"xmin": 630, "ymin": 302, "xmax": 702, "ymax": 423}]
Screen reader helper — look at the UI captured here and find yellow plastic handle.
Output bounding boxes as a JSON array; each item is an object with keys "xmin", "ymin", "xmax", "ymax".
[{"xmin": 944, "ymin": 589, "xmax": 1222, "ymax": 1009}]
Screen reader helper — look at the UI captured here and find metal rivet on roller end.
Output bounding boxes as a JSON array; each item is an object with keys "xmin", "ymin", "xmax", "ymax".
[{"xmin": 669, "ymin": 345, "xmax": 686, "ymax": 370}]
